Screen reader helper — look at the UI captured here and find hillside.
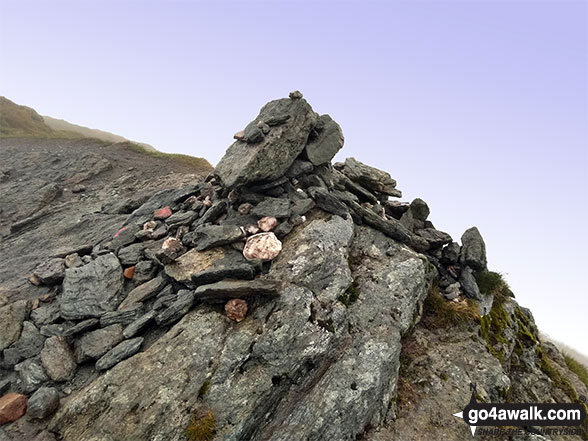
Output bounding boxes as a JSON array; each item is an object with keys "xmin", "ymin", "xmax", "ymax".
[{"xmin": 0, "ymin": 92, "xmax": 586, "ymax": 441}]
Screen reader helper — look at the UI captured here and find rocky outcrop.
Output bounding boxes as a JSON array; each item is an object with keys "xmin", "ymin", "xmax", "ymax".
[{"xmin": 0, "ymin": 93, "xmax": 585, "ymax": 441}]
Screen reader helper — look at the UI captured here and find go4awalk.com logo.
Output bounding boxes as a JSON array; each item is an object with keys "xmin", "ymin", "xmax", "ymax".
[{"xmin": 453, "ymin": 384, "xmax": 587, "ymax": 437}]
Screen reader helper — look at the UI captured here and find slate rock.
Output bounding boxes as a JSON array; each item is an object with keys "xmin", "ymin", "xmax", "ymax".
[
  {"xmin": 110, "ymin": 225, "xmax": 141, "ymax": 250},
  {"xmin": 194, "ymin": 279, "xmax": 281, "ymax": 302},
  {"xmin": 64, "ymin": 253, "xmax": 83, "ymax": 269},
  {"xmin": 307, "ymin": 186, "xmax": 349, "ymax": 217},
  {"xmin": 32, "ymin": 258, "xmax": 65, "ymax": 285},
  {"xmin": 30, "ymin": 302, "xmax": 61, "ymax": 327},
  {"xmin": 14, "ymin": 358, "xmax": 49, "ymax": 393},
  {"xmin": 0, "ymin": 300, "xmax": 29, "ymax": 351},
  {"xmin": 184, "ymin": 224, "xmax": 245, "ymax": 251},
  {"xmin": 459, "ymin": 266, "xmax": 482, "ymax": 301},
  {"xmin": 441, "ymin": 242, "xmax": 461, "ymax": 264},
  {"xmin": 304, "ymin": 114, "xmax": 344, "ymax": 165},
  {"xmin": 0, "ymin": 380, "xmax": 9, "ymax": 395},
  {"xmin": 155, "ymin": 291, "xmax": 195, "ymax": 326},
  {"xmin": 74, "ymin": 324, "xmax": 124, "ymax": 363},
  {"xmin": 61, "ymin": 319, "xmax": 100, "ymax": 338},
  {"xmin": 286, "ymin": 159, "xmax": 314, "ymax": 178},
  {"xmin": 460, "ymin": 227, "xmax": 487, "ymax": 271},
  {"xmin": 2, "ymin": 321, "xmax": 44, "ymax": 367},
  {"xmin": 165, "ymin": 210, "xmax": 198, "ymax": 227},
  {"xmin": 335, "ymin": 157, "xmax": 399, "ymax": 196},
  {"xmin": 416, "ymin": 228, "xmax": 452, "ymax": 248},
  {"xmin": 164, "ymin": 248, "xmax": 259, "ymax": 286},
  {"xmin": 60, "ymin": 253, "xmax": 123, "ymax": 320},
  {"xmin": 96, "ymin": 338, "xmax": 143, "ymax": 371},
  {"xmin": 290, "ymin": 198, "xmax": 315, "ymax": 217},
  {"xmin": 133, "ymin": 260, "xmax": 157, "ymax": 284},
  {"xmin": 122, "ymin": 311, "xmax": 156, "ymax": 339},
  {"xmin": 28, "ymin": 387, "xmax": 60, "ymax": 419},
  {"xmin": 117, "ymin": 242, "xmax": 148, "ymax": 266},
  {"xmin": 194, "ymin": 200, "xmax": 227, "ymax": 227},
  {"xmin": 215, "ymin": 96, "xmax": 319, "ymax": 187},
  {"xmin": 252, "ymin": 197, "xmax": 291, "ymax": 218},
  {"xmin": 100, "ymin": 303, "xmax": 145, "ymax": 327},
  {"xmin": 40, "ymin": 336, "xmax": 77, "ymax": 382},
  {"xmin": 118, "ymin": 276, "xmax": 167, "ymax": 310}
]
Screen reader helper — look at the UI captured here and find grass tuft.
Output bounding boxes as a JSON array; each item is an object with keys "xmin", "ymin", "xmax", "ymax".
[
  {"xmin": 185, "ymin": 408, "xmax": 216, "ymax": 441},
  {"xmin": 422, "ymin": 282, "xmax": 479, "ymax": 329}
]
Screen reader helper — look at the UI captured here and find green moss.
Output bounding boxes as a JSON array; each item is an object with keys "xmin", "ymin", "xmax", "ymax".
[
  {"xmin": 479, "ymin": 302, "xmax": 511, "ymax": 362},
  {"xmin": 439, "ymin": 372, "xmax": 448, "ymax": 382},
  {"xmin": 185, "ymin": 409, "xmax": 216, "ymax": 441},
  {"xmin": 475, "ymin": 271, "xmax": 512, "ymax": 305},
  {"xmin": 563, "ymin": 354, "xmax": 588, "ymax": 390},
  {"xmin": 539, "ymin": 350, "xmax": 578, "ymax": 402},
  {"xmin": 198, "ymin": 380, "xmax": 211, "ymax": 398},
  {"xmin": 338, "ymin": 281, "xmax": 360, "ymax": 307}
]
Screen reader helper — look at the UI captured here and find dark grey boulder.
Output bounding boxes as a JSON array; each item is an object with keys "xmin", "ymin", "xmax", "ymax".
[
  {"xmin": 252, "ymin": 197, "xmax": 291, "ymax": 218},
  {"xmin": 304, "ymin": 114, "xmax": 344, "ymax": 165},
  {"xmin": 460, "ymin": 227, "xmax": 487, "ymax": 271},
  {"xmin": 28, "ymin": 386, "xmax": 60, "ymax": 419},
  {"xmin": 0, "ymin": 300, "xmax": 29, "ymax": 351},
  {"xmin": 2, "ymin": 321, "xmax": 44, "ymax": 367},
  {"xmin": 60, "ymin": 253, "xmax": 123, "ymax": 320},
  {"xmin": 194, "ymin": 200, "xmax": 227, "ymax": 227},
  {"xmin": 416, "ymin": 228, "xmax": 452, "ymax": 248},
  {"xmin": 399, "ymin": 198, "xmax": 430, "ymax": 231},
  {"xmin": 109, "ymin": 224, "xmax": 140, "ymax": 250},
  {"xmin": 74, "ymin": 324, "xmax": 124, "ymax": 363},
  {"xmin": 333, "ymin": 170, "xmax": 378, "ymax": 204},
  {"xmin": 117, "ymin": 242, "xmax": 149, "ymax": 266},
  {"xmin": 155, "ymin": 290, "xmax": 195, "ymax": 326},
  {"xmin": 100, "ymin": 303, "xmax": 145, "ymax": 327},
  {"xmin": 122, "ymin": 311, "xmax": 156, "ymax": 339},
  {"xmin": 335, "ymin": 157, "xmax": 399, "ymax": 196},
  {"xmin": 117, "ymin": 276, "xmax": 167, "ymax": 310},
  {"xmin": 307, "ymin": 187, "xmax": 349, "ymax": 217},
  {"xmin": 14, "ymin": 358, "xmax": 49, "ymax": 393},
  {"xmin": 40, "ymin": 323, "xmax": 72, "ymax": 338},
  {"xmin": 165, "ymin": 210, "xmax": 198, "ymax": 227},
  {"xmin": 96, "ymin": 337, "xmax": 143, "ymax": 371},
  {"xmin": 459, "ymin": 266, "xmax": 482, "ymax": 300},
  {"xmin": 32, "ymin": 258, "xmax": 65, "ymax": 285},
  {"xmin": 183, "ymin": 224, "xmax": 245, "ymax": 251},
  {"xmin": 441, "ymin": 242, "xmax": 461, "ymax": 264},
  {"xmin": 30, "ymin": 302, "xmax": 61, "ymax": 327},
  {"xmin": 215, "ymin": 97, "xmax": 318, "ymax": 188},
  {"xmin": 194, "ymin": 279, "xmax": 282, "ymax": 302},
  {"xmin": 133, "ymin": 260, "xmax": 157, "ymax": 284},
  {"xmin": 286, "ymin": 159, "xmax": 314, "ymax": 178},
  {"xmin": 383, "ymin": 200, "xmax": 410, "ymax": 219},
  {"xmin": 290, "ymin": 198, "xmax": 315, "ymax": 217}
]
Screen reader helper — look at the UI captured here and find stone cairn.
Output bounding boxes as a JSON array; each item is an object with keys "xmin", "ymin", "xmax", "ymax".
[{"xmin": 0, "ymin": 91, "xmax": 490, "ymax": 423}]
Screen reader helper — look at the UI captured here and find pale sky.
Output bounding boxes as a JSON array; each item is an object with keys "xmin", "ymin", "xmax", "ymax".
[{"xmin": 1, "ymin": 0, "xmax": 587, "ymax": 354}]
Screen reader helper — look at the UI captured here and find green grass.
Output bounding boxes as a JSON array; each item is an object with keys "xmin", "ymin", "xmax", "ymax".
[
  {"xmin": 475, "ymin": 271, "xmax": 512, "ymax": 305},
  {"xmin": 185, "ymin": 408, "xmax": 216, "ymax": 441},
  {"xmin": 338, "ymin": 281, "xmax": 360, "ymax": 307},
  {"xmin": 564, "ymin": 354, "xmax": 588, "ymax": 390},
  {"xmin": 422, "ymin": 282, "xmax": 480, "ymax": 329},
  {"xmin": 125, "ymin": 142, "xmax": 212, "ymax": 171}
]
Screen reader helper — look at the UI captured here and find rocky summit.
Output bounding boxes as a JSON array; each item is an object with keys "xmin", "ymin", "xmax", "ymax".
[{"xmin": 0, "ymin": 93, "xmax": 586, "ymax": 441}]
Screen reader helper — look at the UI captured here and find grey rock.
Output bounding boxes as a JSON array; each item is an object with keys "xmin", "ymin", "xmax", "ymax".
[
  {"xmin": 40, "ymin": 336, "xmax": 77, "ymax": 382},
  {"xmin": 14, "ymin": 358, "xmax": 48, "ymax": 393},
  {"xmin": 194, "ymin": 200, "xmax": 227, "ymax": 227},
  {"xmin": 459, "ymin": 266, "xmax": 482, "ymax": 300},
  {"xmin": 215, "ymin": 97, "xmax": 319, "ymax": 188},
  {"xmin": 479, "ymin": 293, "xmax": 494, "ymax": 316},
  {"xmin": 74, "ymin": 324, "xmax": 124, "ymax": 363},
  {"xmin": 2, "ymin": 321, "xmax": 44, "ymax": 367},
  {"xmin": 125, "ymin": 185, "xmax": 202, "ymax": 226},
  {"xmin": 0, "ymin": 300, "xmax": 29, "ymax": 351},
  {"xmin": 0, "ymin": 379, "xmax": 10, "ymax": 395},
  {"xmin": 60, "ymin": 253, "xmax": 123, "ymax": 320},
  {"xmin": 117, "ymin": 242, "xmax": 147, "ymax": 266},
  {"xmin": 416, "ymin": 228, "xmax": 452, "ymax": 248},
  {"xmin": 155, "ymin": 290, "xmax": 195, "ymax": 326},
  {"xmin": 382, "ymin": 200, "xmax": 410, "ymax": 219},
  {"xmin": 290, "ymin": 198, "xmax": 315, "ymax": 217},
  {"xmin": 64, "ymin": 253, "xmax": 83, "ymax": 268},
  {"xmin": 28, "ymin": 386, "xmax": 60, "ymax": 419},
  {"xmin": 183, "ymin": 224, "xmax": 245, "ymax": 251},
  {"xmin": 30, "ymin": 302, "xmax": 61, "ymax": 327},
  {"xmin": 307, "ymin": 186, "xmax": 349, "ymax": 217},
  {"xmin": 96, "ymin": 337, "xmax": 143, "ymax": 371},
  {"xmin": 109, "ymin": 224, "xmax": 140, "ymax": 250},
  {"xmin": 32, "ymin": 258, "xmax": 65, "ymax": 285},
  {"xmin": 62, "ymin": 318, "xmax": 99, "ymax": 338},
  {"xmin": 274, "ymin": 221, "xmax": 294, "ymax": 238},
  {"xmin": 164, "ymin": 247, "xmax": 259, "ymax": 286},
  {"xmin": 334, "ymin": 170, "xmax": 379, "ymax": 204},
  {"xmin": 165, "ymin": 210, "xmax": 198, "ymax": 227},
  {"xmin": 336, "ymin": 157, "xmax": 399, "ymax": 196},
  {"xmin": 460, "ymin": 226, "xmax": 487, "ymax": 271},
  {"xmin": 122, "ymin": 311, "xmax": 156, "ymax": 339},
  {"xmin": 194, "ymin": 279, "xmax": 282, "ymax": 302},
  {"xmin": 100, "ymin": 303, "xmax": 144, "ymax": 327},
  {"xmin": 252, "ymin": 197, "xmax": 291, "ymax": 218},
  {"xmin": 285, "ymin": 159, "xmax": 314, "ymax": 178},
  {"xmin": 444, "ymin": 282, "xmax": 461, "ymax": 300},
  {"xmin": 40, "ymin": 322, "xmax": 72, "ymax": 338},
  {"xmin": 399, "ymin": 198, "xmax": 429, "ymax": 231},
  {"xmin": 117, "ymin": 276, "xmax": 167, "ymax": 310},
  {"xmin": 132, "ymin": 260, "xmax": 157, "ymax": 284},
  {"xmin": 152, "ymin": 293, "xmax": 177, "ymax": 311},
  {"xmin": 441, "ymin": 242, "xmax": 460, "ymax": 264},
  {"xmin": 304, "ymin": 114, "xmax": 344, "ymax": 165}
]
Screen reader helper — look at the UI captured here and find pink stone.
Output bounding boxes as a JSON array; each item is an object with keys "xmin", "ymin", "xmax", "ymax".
[
  {"xmin": 225, "ymin": 298, "xmax": 248, "ymax": 322},
  {"xmin": 114, "ymin": 226, "xmax": 128, "ymax": 238},
  {"xmin": 153, "ymin": 206, "xmax": 172, "ymax": 220},
  {"xmin": 143, "ymin": 221, "xmax": 157, "ymax": 231},
  {"xmin": 257, "ymin": 216, "xmax": 278, "ymax": 232},
  {"xmin": 0, "ymin": 393, "xmax": 27, "ymax": 424},
  {"xmin": 243, "ymin": 232, "xmax": 282, "ymax": 261},
  {"xmin": 162, "ymin": 237, "xmax": 183, "ymax": 253}
]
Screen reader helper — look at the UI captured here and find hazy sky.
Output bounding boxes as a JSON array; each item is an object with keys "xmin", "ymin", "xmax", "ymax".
[{"xmin": 1, "ymin": 1, "xmax": 587, "ymax": 354}]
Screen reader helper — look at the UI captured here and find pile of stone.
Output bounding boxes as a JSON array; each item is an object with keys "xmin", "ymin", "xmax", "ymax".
[{"xmin": 0, "ymin": 91, "xmax": 492, "ymax": 426}]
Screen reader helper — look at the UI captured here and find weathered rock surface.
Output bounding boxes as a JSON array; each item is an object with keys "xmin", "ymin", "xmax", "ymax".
[
  {"xmin": 304, "ymin": 114, "xmax": 344, "ymax": 165},
  {"xmin": 335, "ymin": 157, "xmax": 400, "ymax": 196},
  {"xmin": 118, "ymin": 276, "xmax": 166, "ymax": 310},
  {"xmin": 184, "ymin": 224, "xmax": 245, "ymax": 251},
  {"xmin": 32, "ymin": 258, "xmax": 65, "ymax": 285},
  {"xmin": 459, "ymin": 226, "xmax": 487, "ymax": 271},
  {"xmin": 194, "ymin": 279, "xmax": 282, "ymax": 301},
  {"xmin": 74, "ymin": 325, "xmax": 124, "ymax": 363},
  {"xmin": 14, "ymin": 358, "xmax": 49, "ymax": 393},
  {"xmin": 27, "ymin": 387, "xmax": 60, "ymax": 419},
  {"xmin": 40, "ymin": 336, "xmax": 77, "ymax": 382},
  {"xmin": 2, "ymin": 321, "xmax": 44, "ymax": 367},
  {"xmin": 0, "ymin": 300, "xmax": 29, "ymax": 351},
  {"xmin": 95, "ymin": 337, "xmax": 143, "ymax": 371},
  {"xmin": 60, "ymin": 253, "xmax": 123, "ymax": 320}
]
